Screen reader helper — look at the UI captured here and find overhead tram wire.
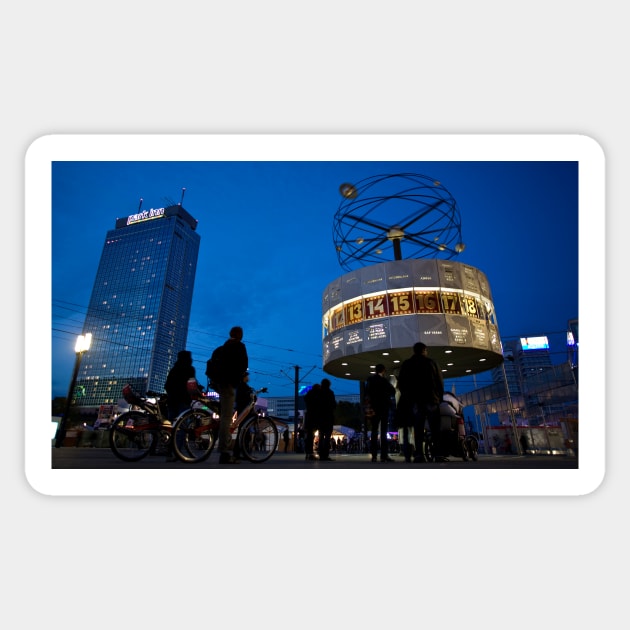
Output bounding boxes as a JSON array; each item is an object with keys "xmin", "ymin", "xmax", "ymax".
[
  {"xmin": 185, "ymin": 324, "xmax": 323, "ymax": 360},
  {"xmin": 53, "ymin": 299, "xmax": 572, "ymax": 398},
  {"xmin": 54, "ymin": 299, "xmax": 574, "ymax": 361},
  {"xmin": 51, "ymin": 301, "xmax": 315, "ymax": 362}
]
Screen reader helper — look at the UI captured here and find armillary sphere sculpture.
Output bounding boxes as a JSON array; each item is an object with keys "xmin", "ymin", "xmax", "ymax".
[{"xmin": 334, "ymin": 173, "xmax": 465, "ymax": 271}]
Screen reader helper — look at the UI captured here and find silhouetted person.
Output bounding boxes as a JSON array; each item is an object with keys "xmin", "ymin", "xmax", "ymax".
[
  {"xmin": 303, "ymin": 383, "xmax": 322, "ymax": 461},
  {"xmin": 317, "ymin": 379, "xmax": 337, "ymax": 461},
  {"xmin": 164, "ymin": 350, "xmax": 196, "ymax": 461},
  {"xmin": 365, "ymin": 363, "xmax": 396, "ymax": 462},
  {"xmin": 165, "ymin": 350, "xmax": 196, "ymax": 421},
  {"xmin": 520, "ymin": 433, "xmax": 529, "ymax": 455},
  {"xmin": 397, "ymin": 342, "xmax": 444, "ymax": 463},
  {"xmin": 213, "ymin": 326, "xmax": 248, "ymax": 465}
]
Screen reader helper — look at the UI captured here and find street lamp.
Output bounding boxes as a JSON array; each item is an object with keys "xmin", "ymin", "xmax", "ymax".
[{"xmin": 54, "ymin": 333, "xmax": 92, "ymax": 448}]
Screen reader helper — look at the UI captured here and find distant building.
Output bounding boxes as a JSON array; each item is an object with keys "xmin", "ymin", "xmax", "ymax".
[
  {"xmin": 461, "ymin": 322, "xmax": 578, "ymax": 434},
  {"xmin": 491, "ymin": 336, "xmax": 554, "ymax": 395},
  {"xmin": 73, "ymin": 204, "xmax": 200, "ymax": 408},
  {"xmin": 265, "ymin": 393, "xmax": 361, "ymax": 419},
  {"xmin": 265, "ymin": 396, "xmax": 304, "ymax": 420}
]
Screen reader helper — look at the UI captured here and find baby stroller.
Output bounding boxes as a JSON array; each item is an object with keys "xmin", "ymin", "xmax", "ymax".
[{"xmin": 425, "ymin": 392, "xmax": 479, "ymax": 462}]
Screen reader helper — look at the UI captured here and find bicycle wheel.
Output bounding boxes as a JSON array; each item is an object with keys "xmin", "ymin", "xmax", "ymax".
[
  {"xmin": 172, "ymin": 408, "xmax": 216, "ymax": 463},
  {"xmin": 239, "ymin": 415, "xmax": 278, "ymax": 463},
  {"xmin": 110, "ymin": 411, "xmax": 158, "ymax": 461}
]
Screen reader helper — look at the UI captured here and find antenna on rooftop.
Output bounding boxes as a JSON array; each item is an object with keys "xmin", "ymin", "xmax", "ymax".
[
  {"xmin": 138, "ymin": 197, "xmax": 143, "ymax": 211},
  {"xmin": 179, "ymin": 187, "xmax": 186, "ymax": 206}
]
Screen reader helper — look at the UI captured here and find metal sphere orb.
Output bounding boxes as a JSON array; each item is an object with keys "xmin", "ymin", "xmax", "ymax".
[
  {"xmin": 339, "ymin": 182, "xmax": 358, "ymax": 199},
  {"xmin": 333, "ymin": 173, "xmax": 465, "ymax": 271}
]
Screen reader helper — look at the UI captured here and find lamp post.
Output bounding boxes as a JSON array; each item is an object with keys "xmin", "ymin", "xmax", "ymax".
[{"xmin": 54, "ymin": 333, "xmax": 92, "ymax": 448}]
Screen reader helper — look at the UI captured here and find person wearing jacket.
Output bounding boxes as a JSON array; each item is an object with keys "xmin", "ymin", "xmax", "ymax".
[
  {"xmin": 213, "ymin": 326, "xmax": 249, "ymax": 465},
  {"xmin": 164, "ymin": 349, "xmax": 196, "ymax": 461},
  {"xmin": 364, "ymin": 364, "xmax": 396, "ymax": 462},
  {"xmin": 303, "ymin": 383, "xmax": 322, "ymax": 460},
  {"xmin": 164, "ymin": 350, "xmax": 196, "ymax": 420},
  {"xmin": 317, "ymin": 378, "xmax": 337, "ymax": 461},
  {"xmin": 396, "ymin": 342, "xmax": 444, "ymax": 463}
]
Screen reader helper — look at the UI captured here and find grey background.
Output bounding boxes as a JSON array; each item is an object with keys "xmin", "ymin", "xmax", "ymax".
[{"xmin": 7, "ymin": 3, "xmax": 624, "ymax": 628}]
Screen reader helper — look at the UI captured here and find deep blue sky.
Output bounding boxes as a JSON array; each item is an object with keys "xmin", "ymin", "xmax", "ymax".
[{"xmin": 51, "ymin": 160, "xmax": 578, "ymax": 399}]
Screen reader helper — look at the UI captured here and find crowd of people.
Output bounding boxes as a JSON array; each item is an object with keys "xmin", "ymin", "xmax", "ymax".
[
  {"xmin": 296, "ymin": 341, "xmax": 445, "ymax": 463},
  {"xmin": 163, "ymin": 326, "xmax": 248, "ymax": 464},
  {"xmin": 164, "ymin": 325, "xmax": 445, "ymax": 465}
]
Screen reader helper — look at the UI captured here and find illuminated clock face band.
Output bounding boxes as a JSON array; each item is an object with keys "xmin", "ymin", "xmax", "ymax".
[
  {"xmin": 323, "ymin": 287, "xmax": 494, "ymax": 335},
  {"xmin": 321, "ymin": 259, "xmax": 504, "ymax": 380}
]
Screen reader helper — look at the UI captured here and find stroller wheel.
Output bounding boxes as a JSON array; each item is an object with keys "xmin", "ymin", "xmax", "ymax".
[
  {"xmin": 460, "ymin": 439, "xmax": 469, "ymax": 461},
  {"xmin": 468, "ymin": 436, "xmax": 479, "ymax": 461}
]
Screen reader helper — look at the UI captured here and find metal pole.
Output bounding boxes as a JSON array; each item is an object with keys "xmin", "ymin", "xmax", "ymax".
[
  {"xmin": 54, "ymin": 350, "xmax": 83, "ymax": 448},
  {"xmin": 359, "ymin": 379, "xmax": 367, "ymax": 453},
  {"xmin": 501, "ymin": 360, "xmax": 522, "ymax": 455},
  {"xmin": 293, "ymin": 365, "xmax": 300, "ymax": 452},
  {"xmin": 393, "ymin": 238, "xmax": 402, "ymax": 261},
  {"xmin": 540, "ymin": 403, "xmax": 550, "ymax": 453}
]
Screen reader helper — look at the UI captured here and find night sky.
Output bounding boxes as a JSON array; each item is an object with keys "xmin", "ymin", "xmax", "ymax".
[{"xmin": 51, "ymin": 155, "xmax": 578, "ymax": 400}]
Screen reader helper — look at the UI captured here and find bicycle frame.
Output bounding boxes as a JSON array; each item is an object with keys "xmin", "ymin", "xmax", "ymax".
[
  {"xmin": 231, "ymin": 387, "xmax": 267, "ymax": 429},
  {"xmin": 122, "ymin": 384, "xmax": 170, "ymax": 423},
  {"xmin": 173, "ymin": 386, "xmax": 278, "ymax": 463},
  {"xmin": 109, "ymin": 385, "xmax": 173, "ymax": 462}
]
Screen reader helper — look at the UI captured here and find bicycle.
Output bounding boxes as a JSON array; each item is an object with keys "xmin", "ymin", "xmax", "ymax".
[
  {"xmin": 109, "ymin": 384, "xmax": 177, "ymax": 462},
  {"xmin": 172, "ymin": 385, "xmax": 279, "ymax": 463}
]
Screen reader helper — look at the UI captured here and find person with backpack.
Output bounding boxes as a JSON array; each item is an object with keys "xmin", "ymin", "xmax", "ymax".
[
  {"xmin": 396, "ymin": 342, "xmax": 444, "ymax": 463},
  {"xmin": 208, "ymin": 326, "xmax": 248, "ymax": 465}
]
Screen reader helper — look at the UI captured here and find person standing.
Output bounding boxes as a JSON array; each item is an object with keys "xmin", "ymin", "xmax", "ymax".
[
  {"xmin": 165, "ymin": 350, "xmax": 196, "ymax": 421},
  {"xmin": 396, "ymin": 342, "xmax": 444, "ymax": 463},
  {"xmin": 213, "ymin": 326, "xmax": 248, "ymax": 465},
  {"xmin": 394, "ymin": 390, "xmax": 415, "ymax": 462},
  {"xmin": 364, "ymin": 363, "xmax": 396, "ymax": 463},
  {"xmin": 282, "ymin": 428, "xmax": 290, "ymax": 452},
  {"xmin": 303, "ymin": 383, "xmax": 322, "ymax": 461},
  {"xmin": 164, "ymin": 350, "xmax": 196, "ymax": 461},
  {"xmin": 317, "ymin": 378, "xmax": 337, "ymax": 462}
]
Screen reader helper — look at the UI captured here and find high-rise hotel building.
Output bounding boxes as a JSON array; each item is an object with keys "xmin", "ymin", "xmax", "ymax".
[
  {"xmin": 492, "ymin": 336, "xmax": 554, "ymax": 396},
  {"xmin": 75, "ymin": 203, "xmax": 200, "ymax": 408}
]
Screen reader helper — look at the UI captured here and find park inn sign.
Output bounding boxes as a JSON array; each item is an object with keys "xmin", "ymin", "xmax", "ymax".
[
  {"xmin": 126, "ymin": 207, "xmax": 165, "ymax": 225},
  {"xmin": 114, "ymin": 204, "xmax": 198, "ymax": 231}
]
